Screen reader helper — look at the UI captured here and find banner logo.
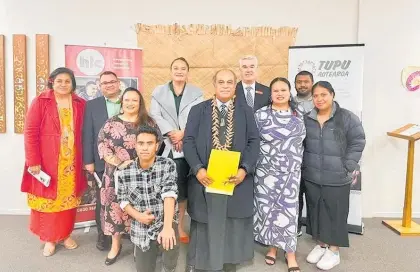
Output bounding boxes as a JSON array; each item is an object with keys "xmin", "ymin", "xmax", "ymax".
[
  {"xmin": 76, "ymin": 49, "xmax": 105, "ymax": 76},
  {"xmin": 317, "ymin": 60, "xmax": 351, "ymax": 77},
  {"xmin": 298, "ymin": 60, "xmax": 317, "ymax": 74}
]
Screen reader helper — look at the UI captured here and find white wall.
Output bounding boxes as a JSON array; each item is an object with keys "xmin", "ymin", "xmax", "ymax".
[
  {"xmin": 358, "ymin": 0, "xmax": 420, "ymax": 217},
  {"xmin": 0, "ymin": 0, "xmax": 364, "ymax": 214}
]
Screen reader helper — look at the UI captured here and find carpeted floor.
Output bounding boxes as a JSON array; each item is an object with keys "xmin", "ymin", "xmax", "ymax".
[{"xmin": 0, "ymin": 216, "xmax": 419, "ymax": 272}]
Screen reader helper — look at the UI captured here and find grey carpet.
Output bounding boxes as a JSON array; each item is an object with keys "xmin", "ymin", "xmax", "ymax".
[{"xmin": 0, "ymin": 216, "xmax": 419, "ymax": 272}]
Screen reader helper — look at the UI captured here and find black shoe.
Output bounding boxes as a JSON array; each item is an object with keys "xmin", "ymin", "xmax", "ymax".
[
  {"xmin": 185, "ymin": 265, "xmax": 195, "ymax": 272},
  {"xmin": 105, "ymin": 245, "xmax": 122, "ymax": 266},
  {"xmin": 96, "ymin": 233, "xmax": 110, "ymax": 251},
  {"xmin": 223, "ymin": 264, "xmax": 237, "ymax": 272}
]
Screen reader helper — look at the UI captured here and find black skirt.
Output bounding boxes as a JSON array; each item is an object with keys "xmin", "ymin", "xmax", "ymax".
[
  {"xmin": 304, "ymin": 181, "xmax": 351, "ymax": 247},
  {"xmin": 172, "ymin": 157, "xmax": 190, "ymax": 202}
]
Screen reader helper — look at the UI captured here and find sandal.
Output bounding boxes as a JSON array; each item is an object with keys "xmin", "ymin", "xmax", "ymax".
[
  {"xmin": 42, "ymin": 243, "xmax": 56, "ymax": 257},
  {"xmin": 264, "ymin": 255, "xmax": 276, "ymax": 266},
  {"xmin": 285, "ymin": 253, "xmax": 301, "ymax": 272},
  {"xmin": 63, "ymin": 238, "xmax": 78, "ymax": 250}
]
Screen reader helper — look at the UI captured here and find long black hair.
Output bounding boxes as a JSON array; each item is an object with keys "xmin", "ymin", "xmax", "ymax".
[
  {"xmin": 269, "ymin": 77, "xmax": 298, "ymax": 114},
  {"xmin": 312, "ymin": 80, "xmax": 347, "ymax": 153}
]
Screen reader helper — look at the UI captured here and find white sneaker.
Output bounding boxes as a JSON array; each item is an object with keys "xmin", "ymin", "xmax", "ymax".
[
  {"xmin": 316, "ymin": 248, "xmax": 340, "ymax": 270},
  {"xmin": 306, "ymin": 245, "xmax": 326, "ymax": 264}
]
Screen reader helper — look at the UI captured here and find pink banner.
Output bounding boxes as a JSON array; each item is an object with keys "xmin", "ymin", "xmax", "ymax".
[{"xmin": 65, "ymin": 45, "xmax": 143, "ymax": 225}]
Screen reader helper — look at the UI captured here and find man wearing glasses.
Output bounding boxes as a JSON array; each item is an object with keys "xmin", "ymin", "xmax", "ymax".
[{"xmin": 82, "ymin": 71, "xmax": 121, "ymax": 251}]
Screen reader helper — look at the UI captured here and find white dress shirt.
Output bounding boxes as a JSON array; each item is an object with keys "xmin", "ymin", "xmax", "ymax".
[{"xmin": 216, "ymin": 99, "xmax": 232, "ymax": 110}]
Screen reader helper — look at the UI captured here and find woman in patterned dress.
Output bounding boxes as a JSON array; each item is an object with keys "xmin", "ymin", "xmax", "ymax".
[
  {"xmin": 253, "ymin": 77, "xmax": 306, "ymax": 272},
  {"xmin": 97, "ymin": 87, "xmax": 159, "ymax": 265},
  {"xmin": 21, "ymin": 67, "xmax": 87, "ymax": 257}
]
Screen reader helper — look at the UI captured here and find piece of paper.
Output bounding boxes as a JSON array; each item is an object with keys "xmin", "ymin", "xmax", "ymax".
[
  {"xmin": 27, "ymin": 168, "xmax": 51, "ymax": 187},
  {"xmin": 93, "ymin": 172, "xmax": 102, "ymax": 188},
  {"xmin": 400, "ymin": 124, "xmax": 420, "ymax": 136},
  {"xmin": 205, "ymin": 149, "xmax": 241, "ymax": 196}
]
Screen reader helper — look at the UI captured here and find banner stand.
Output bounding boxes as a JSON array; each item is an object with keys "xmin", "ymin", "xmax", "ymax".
[
  {"xmin": 288, "ymin": 44, "xmax": 365, "ymax": 234},
  {"xmin": 65, "ymin": 45, "xmax": 143, "ymax": 229}
]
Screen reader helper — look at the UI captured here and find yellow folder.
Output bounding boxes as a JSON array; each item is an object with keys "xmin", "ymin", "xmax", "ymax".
[{"xmin": 205, "ymin": 149, "xmax": 241, "ymax": 196}]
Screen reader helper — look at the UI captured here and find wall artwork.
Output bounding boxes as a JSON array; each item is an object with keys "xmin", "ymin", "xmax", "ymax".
[
  {"xmin": 13, "ymin": 34, "xmax": 27, "ymax": 134},
  {"xmin": 401, "ymin": 66, "xmax": 420, "ymax": 92},
  {"xmin": 36, "ymin": 34, "xmax": 49, "ymax": 95},
  {"xmin": 136, "ymin": 23, "xmax": 298, "ymax": 109},
  {"xmin": 0, "ymin": 35, "xmax": 5, "ymax": 133}
]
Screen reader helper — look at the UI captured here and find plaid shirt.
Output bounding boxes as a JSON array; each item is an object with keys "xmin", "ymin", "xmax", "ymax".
[{"xmin": 117, "ymin": 156, "xmax": 178, "ymax": 252}]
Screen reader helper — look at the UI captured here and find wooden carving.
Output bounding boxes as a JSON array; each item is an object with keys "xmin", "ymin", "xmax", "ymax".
[
  {"xmin": 0, "ymin": 35, "xmax": 5, "ymax": 133},
  {"xmin": 36, "ymin": 34, "xmax": 49, "ymax": 95},
  {"xmin": 13, "ymin": 35, "xmax": 27, "ymax": 134}
]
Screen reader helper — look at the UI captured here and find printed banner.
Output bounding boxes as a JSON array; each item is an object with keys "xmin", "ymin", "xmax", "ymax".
[
  {"xmin": 288, "ymin": 44, "xmax": 365, "ymax": 234},
  {"xmin": 65, "ymin": 45, "xmax": 143, "ymax": 227}
]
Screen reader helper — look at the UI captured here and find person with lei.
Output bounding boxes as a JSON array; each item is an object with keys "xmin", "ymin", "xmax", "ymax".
[{"xmin": 183, "ymin": 69, "xmax": 260, "ymax": 272}]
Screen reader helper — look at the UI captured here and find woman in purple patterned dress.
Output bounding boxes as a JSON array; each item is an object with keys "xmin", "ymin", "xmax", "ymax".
[
  {"xmin": 253, "ymin": 78, "xmax": 306, "ymax": 272},
  {"xmin": 97, "ymin": 87, "xmax": 159, "ymax": 265}
]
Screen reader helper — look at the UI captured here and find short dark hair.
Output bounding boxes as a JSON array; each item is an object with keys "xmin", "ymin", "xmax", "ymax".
[
  {"xmin": 136, "ymin": 125, "xmax": 160, "ymax": 142},
  {"xmin": 294, "ymin": 70, "xmax": 314, "ymax": 83},
  {"xmin": 170, "ymin": 57, "xmax": 190, "ymax": 71},
  {"xmin": 99, "ymin": 71, "xmax": 118, "ymax": 81},
  {"xmin": 213, "ymin": 69, "xmax": 237, "ymax": 84},
  {"xmin": 48, "ymin": 67, "xmax": 77, "ymax": 92}
]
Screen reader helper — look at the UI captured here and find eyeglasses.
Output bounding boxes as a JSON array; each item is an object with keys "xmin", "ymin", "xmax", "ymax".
[{"xmin": 100, "ymin": 80, "xmax": 118, "ymax": 86}]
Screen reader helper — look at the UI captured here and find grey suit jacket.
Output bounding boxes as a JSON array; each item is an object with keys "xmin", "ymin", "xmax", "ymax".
[
  {"xmin": 150, "ymin": 82, "xmax": 204, "ymax": 157},
  {"xmin": 82, "ymin": 96, "xmax": 109, "ymax": 173}
]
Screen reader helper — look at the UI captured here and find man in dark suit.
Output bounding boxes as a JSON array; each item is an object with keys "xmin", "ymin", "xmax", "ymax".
[
  {"xmin": 235, "ymin": 55, "xmax": 270, "ymax": 111},
  {"xmin": 184, "ymin": 69, "xmax": 260, "ymax": 272},
  {"xmin": 83, "ymin": 71, "xmax": 121, "ymax": 251}
]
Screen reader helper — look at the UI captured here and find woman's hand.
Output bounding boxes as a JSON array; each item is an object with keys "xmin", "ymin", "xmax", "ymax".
[
  {"xmin": 168, "ymin": 130, "xmax": 184, "ymax": 144},
  {"xmin": 28, "ymin": 165, "xmax": 41, "ymax": 175},
  {"xmin": 174, "ymin": 141, "xmax": 183, "ymax": 153}
]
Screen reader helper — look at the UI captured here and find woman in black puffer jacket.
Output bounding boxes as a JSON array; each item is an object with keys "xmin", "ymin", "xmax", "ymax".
[{"xmin": 302, "ymin": 81, "xmax": 365, "ymax": 271}]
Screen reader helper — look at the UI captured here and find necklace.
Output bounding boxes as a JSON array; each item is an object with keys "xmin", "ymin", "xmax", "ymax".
[{"xmin": 211, "ymin": 96, "xmax": 235, "ymax": 150}]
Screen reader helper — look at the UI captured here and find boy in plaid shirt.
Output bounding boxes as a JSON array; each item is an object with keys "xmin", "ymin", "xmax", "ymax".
[{"xmin": 117, "ymin": 126, "xmax": 179, "ymax": 272}]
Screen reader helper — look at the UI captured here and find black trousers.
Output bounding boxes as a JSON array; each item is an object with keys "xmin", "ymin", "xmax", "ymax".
[
  {"xmin": 298, "ymin": 178, "xmax": 306, "ymax": 230},
  {"xmin": 95, "ymin": 171, "xmax": 104, "ymax": 235},
  {"xmin": 135, "ymin": 225, "xmax": 180, "ymax": 272}
]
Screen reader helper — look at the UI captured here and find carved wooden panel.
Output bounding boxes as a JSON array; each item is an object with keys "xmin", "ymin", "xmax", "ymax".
[
  {"xmin": 0, "ymin": 35, "xmax": 5, "ymax": 133},
  {"xmin": 36, "ymin": 34, "xmax": 49, "ymax": 95},
  {"xmin": 13, "ymin": 35, "xmax": 27, "ymax": 134}
]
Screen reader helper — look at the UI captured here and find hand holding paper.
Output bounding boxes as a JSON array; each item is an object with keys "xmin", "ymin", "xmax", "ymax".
[
  {"xmin": 196, "ymin": 168, "xmax": 213, "ymax": 187},
  {"xmin": 206, "ymin": 149, "xmax": 241, "ymax": 196},
  {"xmin": 228, "ymin": 168, "xmax": 247, "ymax": 185}
]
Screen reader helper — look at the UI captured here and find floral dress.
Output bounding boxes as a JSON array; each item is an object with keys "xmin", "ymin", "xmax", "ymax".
[
  {"xmin": 27, "ymin": 108, "xmax": 80, "ymax": 212},
  {"xmin": 97, "ymin": 116, "xmax": 159, "ymax": 235}
]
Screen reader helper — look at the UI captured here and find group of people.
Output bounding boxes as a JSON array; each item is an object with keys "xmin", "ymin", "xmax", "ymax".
[{"xmin": 21, "ymin": 55, "xmax": 366, "ymax": 272}]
